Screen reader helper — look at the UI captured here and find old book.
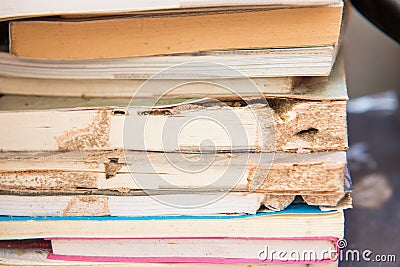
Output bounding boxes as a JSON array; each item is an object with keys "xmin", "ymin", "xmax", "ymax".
[
  {"xmin": 0, "ymin": 77, "xmax": 296, "ymax": 97},
  {"xmin": 48, "ymin": 237, "xmax": 338, "ymax": 263},
  {"xmin": 0, "ymin": 247, "xmax": 340, "ymax": 267},
  {"xmin": 0, "ymin": 194, "xmax": 351, "ymax": 217},
  {"xmin": 0, "ymin": 46, "xmax": 336, "ymax": 79},
  {"xmin": 9, "ymin": 6, "xmax": 342, "ymax": 60},
  {"xmin": 0, "ymin": 193, "xmax": 265, "ymax": 217},
  {"xmin": 0, "ymin": 53, "xmax": 347, "ymax": 98},
  {"xmin": 0, "ymin": 50, "xmax": 347, "ymax": 99},
  {"xmin": 0, "ymin": 0, "xmax": 342, "ymax": 21},
  {"xmin": 0, "ymin": 151, "xmax": 350, "ymax": 209},
  {"xmin": 0, "ymin": 55, "xmax": 347, "ymax": 98},
  {"xmin": 0, "ymin": 204, "xmax": 344, "ymax": 240},
  {"xmin": 0, "ymin": 96, "xmax": 347, "ymax": 152}
]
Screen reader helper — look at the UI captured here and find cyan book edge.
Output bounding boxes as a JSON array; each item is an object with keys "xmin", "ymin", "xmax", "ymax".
[{"xmin": 0, "ymin": 204, "xmax": 335, "ymax": 221}]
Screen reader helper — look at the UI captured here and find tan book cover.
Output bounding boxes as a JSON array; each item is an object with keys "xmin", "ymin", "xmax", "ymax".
[{"xmin": 9, "ymin": 6, "xmax": 343, "ymax": 60}]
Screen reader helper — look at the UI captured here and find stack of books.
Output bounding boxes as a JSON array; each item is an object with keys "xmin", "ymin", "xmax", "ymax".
[{"xmin": 0, "ymin": 0, "xmax": 351, "ymax": 266}]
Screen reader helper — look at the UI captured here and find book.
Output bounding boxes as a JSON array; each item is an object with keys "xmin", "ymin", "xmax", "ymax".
[
  {"xmin": 48, "ymin": 237, "xmax": 338, "ymax": 263},
  {"xmin": 0, "ymin": 52, "xmax": 347, "ymax": 97},
  {"xmin": 0, "ymin": 193, "xmax": 265, "ymax": 217},
  {"xmin": 0, "ymin": 46, "xmax": 336, "ymax": 79},
  {"xmin": 9, "ymin": 6, "xmax": 342, "ymax": 60},
  {"xmin": 0, "ymin": 76, "xmax": 295, "ymax": 97},
  {"xmin": 0, "ymin": 151, "xmax": 350, "ymax": 209},
  {"xmin": 0, "ymin": 247, "xmax": 339, "ymax": 266},
  {"xmin": 0, "ymin": 96, "xmax": 347, "ymax": 152},
  {"xmin": 0, "ymin": 204, "xmax": 344, "ymax": 240},
  {"xmin": 0, "ymin": 0, "xmax": 342, "ymax": 21}
]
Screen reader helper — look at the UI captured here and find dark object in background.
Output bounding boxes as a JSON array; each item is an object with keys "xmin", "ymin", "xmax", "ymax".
[
  {"xmin": 0, "ymin": 239, "xmax": 51, "ymax": 250},
  {"xmin": 351, "ymin": 0, "xmax": 400, "ymax": 43},
  {"xmin": 0, "ymin": 22, "xmax": 8, "ymax": 52}
]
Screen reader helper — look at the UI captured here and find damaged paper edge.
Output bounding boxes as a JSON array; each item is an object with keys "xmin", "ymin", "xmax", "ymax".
[
  {"xmin": 262, "ymin": 192, "xmax": 351, "ymax": 211},
  {"xmin": 3, "ymin": 96, "xmax": 347, "ymax": 113}
]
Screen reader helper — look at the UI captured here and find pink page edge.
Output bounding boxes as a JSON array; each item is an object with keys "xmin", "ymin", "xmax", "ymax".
[{"xmin": 48, "ymin": 254, "xmax": 336, "ymax": 264}]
